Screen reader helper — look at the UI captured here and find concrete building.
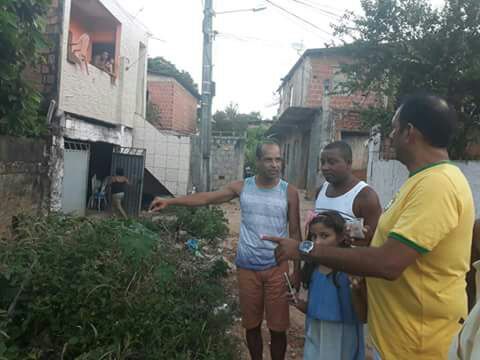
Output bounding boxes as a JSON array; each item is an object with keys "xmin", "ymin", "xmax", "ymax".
[
  {"xmin": 267, "ymin": 47, "xmax": 381, "ymax": 197},
  {"xmin": 31, "ymin": 0, "xmax": 150, "ymax": 215},
  {"xmin": 133, "ymin": 71, "xmax": 200, "ymax": 198}
]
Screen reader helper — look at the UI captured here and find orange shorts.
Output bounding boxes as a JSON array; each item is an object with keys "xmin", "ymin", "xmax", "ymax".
[{"xmin": 237, "ymin": 261, "xmax": 290, "ymax": 332}]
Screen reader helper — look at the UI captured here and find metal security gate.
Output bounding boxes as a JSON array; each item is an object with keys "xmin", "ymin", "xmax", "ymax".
[
  {"xmin": 111, "ymin": 146, "xmax": 145, "ymax": 216},
  {"xmin": 62, "ymin": 140, "xmax": 90, "ymax": 215}
]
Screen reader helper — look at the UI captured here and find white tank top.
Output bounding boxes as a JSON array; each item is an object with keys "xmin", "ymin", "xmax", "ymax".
[{"xmin": 315, "ymin": 181, "xmax": 369, "ymax": 220}]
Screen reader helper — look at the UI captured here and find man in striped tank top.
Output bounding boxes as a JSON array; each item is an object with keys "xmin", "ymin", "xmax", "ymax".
[{"xmin": 150, "ymin": 140, "xmax": 302, "ymax": 360}]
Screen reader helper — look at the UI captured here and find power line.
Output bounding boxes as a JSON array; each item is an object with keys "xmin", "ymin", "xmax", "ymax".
[
  {"xmin": 296, "ymin": 0, "xmax": 345, "ymax": 14},
  {"xmin": 270, "ymin": 6, "xmax": 331, "ymax": 43},
  {"xmin": 287, "ymin": 0, "xmax": 342, "ymax": 19},
  {"xmin": 264, "ymin": 0, "xmax": 332, "ymax": 36},
  {"xmin": 216, "ymin": 31, "xmax": 293, "ymax": 48}
]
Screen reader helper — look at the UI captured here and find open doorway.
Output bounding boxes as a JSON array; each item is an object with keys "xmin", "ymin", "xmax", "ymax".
[{"xmin": 87, "ymin": 142, "xmax": 114, "ymax": 209}]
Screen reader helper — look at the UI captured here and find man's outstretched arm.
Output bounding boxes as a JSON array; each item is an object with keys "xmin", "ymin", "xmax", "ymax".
[
  {"xmin": 263, "ymin": 235, "xmax": 421, "ymax": 281},
  {"xmin": 150, "ymin": 180, "xmax": 243, "ymax": 211}
]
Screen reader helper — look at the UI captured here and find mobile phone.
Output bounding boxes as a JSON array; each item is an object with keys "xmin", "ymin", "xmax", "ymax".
[{"xmin": 283, "ymin": 272, "xmax": 298, "ymax": 304}]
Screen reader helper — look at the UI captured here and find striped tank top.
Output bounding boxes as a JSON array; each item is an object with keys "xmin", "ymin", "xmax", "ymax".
[{"xmin": 236, "ymin": 176, "xmax": 289, "ymax": 271}]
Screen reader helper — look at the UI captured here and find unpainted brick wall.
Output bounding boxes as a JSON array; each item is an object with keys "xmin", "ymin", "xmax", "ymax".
[
  {"xmin": 147, "ymin": 77, "xmax": 198, "ymax": 134},
  {"xmin": 0, "ymin": 136, "xmax": 50, "ymax": 235}
]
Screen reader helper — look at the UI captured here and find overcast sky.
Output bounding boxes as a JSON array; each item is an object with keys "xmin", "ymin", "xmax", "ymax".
[{"xmin": 119, "ymin": 0, "xmax": 444, "ymax": 119}]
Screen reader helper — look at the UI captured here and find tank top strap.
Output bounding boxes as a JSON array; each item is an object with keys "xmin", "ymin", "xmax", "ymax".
[
  {"xmin": 350, "ymin": 181, "xmax": 369, "ymax": 199},
  {"xmin": 242, "ymin": 176, "xmax": 255, "ymax": 192},
  {"xmin": 279, "ymin": 179, "xmax": 289, "ymax": 193},
  {"xmin": 319, "ymin": 182, "xmax": 329, "ymax": 197}
]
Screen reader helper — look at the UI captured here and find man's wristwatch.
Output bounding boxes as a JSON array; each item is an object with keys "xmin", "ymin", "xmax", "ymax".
[{"xmin": 298, "ymin": 240, "xmax": 314, "ymax": 256}]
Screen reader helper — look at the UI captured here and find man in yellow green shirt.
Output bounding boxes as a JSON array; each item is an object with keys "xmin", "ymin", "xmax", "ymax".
[{"xmin": 264, "ymin": 94, "xmax": 475, "ymax": 359}]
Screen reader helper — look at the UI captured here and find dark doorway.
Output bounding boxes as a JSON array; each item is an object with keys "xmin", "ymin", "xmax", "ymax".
[{"xmin": 87, "ymin": 142, "xmax": 114, "ymax": 204}]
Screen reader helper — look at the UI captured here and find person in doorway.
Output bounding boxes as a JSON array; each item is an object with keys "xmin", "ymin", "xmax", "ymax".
[
  {"xmin": 263, "ymin": 94, "xmax": 475, "ymax": 360},
  {"xmin": 93, "ymin": 51, "xmax": 111, "ymax": 72},
  {"xmin": 149, "ymin": 140, "xmax": 302, "ymax": 360},
  {"xmin": 110, "ymin": 167, "xmax": 129, "ymax": 219},
  {"xmin": 315, "ymin": 140, "xmax": 382, "ymax": 246}
]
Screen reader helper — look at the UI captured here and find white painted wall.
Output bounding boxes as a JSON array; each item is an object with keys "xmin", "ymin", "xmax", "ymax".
[
  {"xmin": 133, "ymin": 117, "xmax": 191, "ymax": 196},
  {"xmin": 59, "ymin": 0, "xmax": 149, "ymax": 128},
  {"xmin": 64, "ymin": 115, "xmax": 133, "ymax": 147},
  {"xmin": 368, "ymin": 134, "xmax": 480, "ymax": 215}
]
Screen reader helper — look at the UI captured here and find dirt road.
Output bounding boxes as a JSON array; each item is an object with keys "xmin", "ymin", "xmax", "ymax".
[{"xmin": 221, "ymin": 192, "xmax": 314, "ymax": 360}]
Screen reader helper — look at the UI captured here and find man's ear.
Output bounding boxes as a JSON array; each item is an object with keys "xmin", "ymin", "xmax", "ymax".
[{"xmin": 408, "ymin": 124, "xmax": 421, "ymax": 144}]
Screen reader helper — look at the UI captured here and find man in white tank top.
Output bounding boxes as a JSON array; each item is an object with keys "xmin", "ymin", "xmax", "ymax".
[{"xmin": 316, "ymin": 141, "xmax": 382, "ymax": 245}]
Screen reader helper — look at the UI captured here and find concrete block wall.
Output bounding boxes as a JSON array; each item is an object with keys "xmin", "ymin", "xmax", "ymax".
[
  {"xmin": 0, "ymin": 136, "xmax": 50, "ymax": 235},
  {"xmin": 279, "ymin": 130, "xmax": 310, "ymax": 189},
  {"xmin": 211, "ymin": 136, "xmax": 245, "ymax": 190},
  {"xmin": 368, "ymin": 158, "xmax": 480, "ymax": 215},
  {"xmin": 147, "ymin": 74, "xmax": 198, "ymax": 134},
  {"xmin": 133, "ymin": 117, "xmax": 191, "ymax": 195}
]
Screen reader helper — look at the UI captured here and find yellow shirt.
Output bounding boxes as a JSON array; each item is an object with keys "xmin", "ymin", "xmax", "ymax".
[{"xmin": 367, "ymin": 162, "xmax": 475, "ymax": 360}]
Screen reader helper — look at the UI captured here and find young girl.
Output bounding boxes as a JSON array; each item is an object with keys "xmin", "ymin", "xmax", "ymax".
[{"xmin": 290, "ymin": 210, "xmax": 367, "ymax": 360}]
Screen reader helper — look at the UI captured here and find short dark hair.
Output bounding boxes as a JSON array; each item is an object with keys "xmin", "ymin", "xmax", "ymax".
[
  {"xmin": 115, "ymin": 167, "xmax": 124, "ymax": 176},
  {"xmin": 398, "ymin": 94, "xmax": 457, "ymax": 148},
  {"xmin": 256, "ymin": 139, "xmax": 280, "ymax": 159},
  {"xmin": 323, "ymin": 141, "xmax": 353, "ymax": 164}
]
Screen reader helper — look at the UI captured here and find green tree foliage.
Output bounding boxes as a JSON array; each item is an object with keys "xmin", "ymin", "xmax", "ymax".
[
  {"xmin": 148, "ymin": 57, "xmax": 199, "ymax": 97},
  {"xmin": 146, "ymin": 99, "xmax": 161, "ymax": 124},
  {"xmin": 0, "ymin": 0, "xmax": 50, "ymax": 137},
  {"xmin": 174, "ymin": 206, "xmax": 229, "ymax": 243},
  {"xmin": 212, "ymin": 103, "xmax": 262, "ymax": 134},
  {"xmin": 333, "ymin": 0, "xmax": 480, "ymax": 158}
]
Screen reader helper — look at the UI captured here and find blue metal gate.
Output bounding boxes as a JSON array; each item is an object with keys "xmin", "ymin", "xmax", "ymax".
[{"xmin": 110, "ymin": 146, "xmax": 145, "ymax": 216}]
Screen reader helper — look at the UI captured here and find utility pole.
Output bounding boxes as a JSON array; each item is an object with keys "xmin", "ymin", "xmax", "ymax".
[{"xmin": 200, "ymin": 0, "xmax": 214, "ymax": 192}]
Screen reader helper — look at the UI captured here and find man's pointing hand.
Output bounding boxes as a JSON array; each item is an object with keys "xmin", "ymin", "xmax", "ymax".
[{"xmin": 262, "ymin": 235, "xmax": 301, "ymax": 262}]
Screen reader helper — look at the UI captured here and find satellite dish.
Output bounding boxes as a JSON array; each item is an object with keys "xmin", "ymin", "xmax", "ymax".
[{"xmin": 291, "ymin": 41, "xmax": 305, "ymax": 55}]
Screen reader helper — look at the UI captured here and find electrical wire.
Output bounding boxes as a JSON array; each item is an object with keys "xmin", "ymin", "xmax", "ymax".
[
  {"xmin": 287, "ymin": 0, "xmax": 343, "ymax": 19},
  {"xmin": 296, "ymin": 0, "xmax": 345, "ymax": 14},
  {"xmin": 264, "ymin": 0, "xmax": 332, "ymax": 36},
  {"xmin": 216, "ymin": 31, "xmax": 295, "ymax": 49}
]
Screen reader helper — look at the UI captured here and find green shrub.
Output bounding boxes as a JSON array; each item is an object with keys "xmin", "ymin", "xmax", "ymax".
[
  {"xmin": 174, "ymin": 207, "xmax": 229, "ymax": 243},
  {"xmin": 0, "ymin": 215, "xmax": 236, "ymax": 359}
]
